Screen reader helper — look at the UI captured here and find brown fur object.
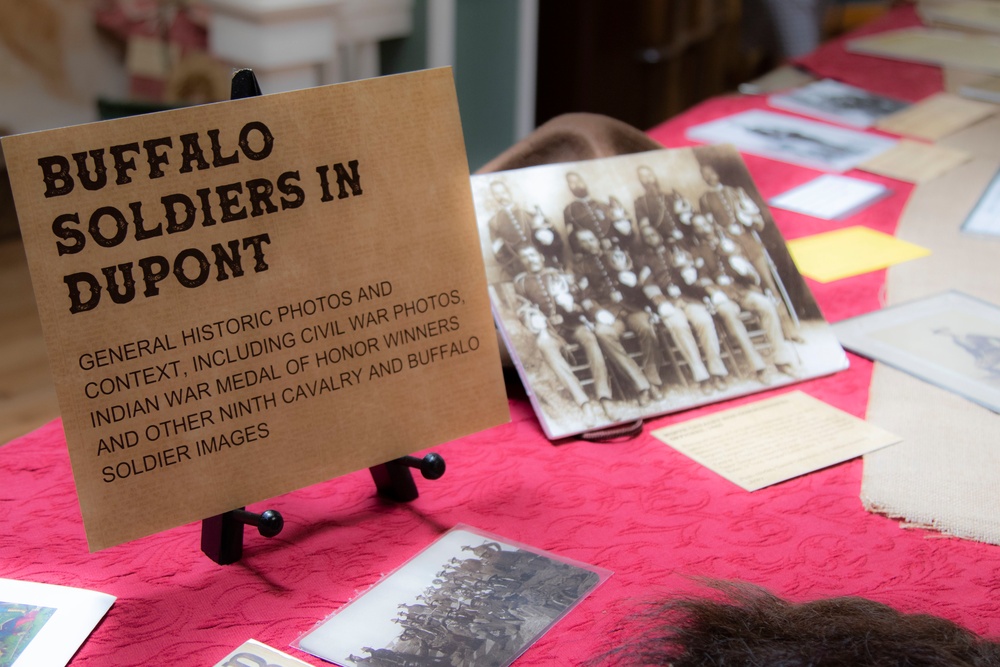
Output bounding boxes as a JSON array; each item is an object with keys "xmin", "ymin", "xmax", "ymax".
[
  {"xmin": 620, "ymin": 581, "xmax": 1000, "ymax": 667},
  {"xmin": 475, "ymin": 112, "xmax": 663, "ymax": 175}
]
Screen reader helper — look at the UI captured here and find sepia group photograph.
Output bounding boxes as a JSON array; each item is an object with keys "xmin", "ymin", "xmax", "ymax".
[{"xmin": 472, "ymin": 145, "xmax": 849, "ymax": 439}]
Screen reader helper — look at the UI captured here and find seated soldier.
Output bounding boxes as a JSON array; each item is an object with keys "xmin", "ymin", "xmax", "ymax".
[
  {"xmin": 634, "ymin": 165, "xmax": 693, "ymax": 248},
  {"xmin": 528, "ymin": 204, "xmax": 565, "ymax": 269},
  {"xmin": 607, "ymin": 195, "xmax": 638, "ymax": 250},
  {"xmin": 514, "ymin": 246, "xmax": 653, "ymax": 418},
  {"xmin": 573, "ymin": 228, "xmax": 664, "ymax": 402},
  {"xmin": 690, "ymin": 212, "xmax": 798, "ymax": 381},
  {"xmin": 635, "ymin": 225, "xmax": 729, "ymax": 393},
  {"xmin": 564, "ymin": 171, "xmax": 630, "ymax": 254}
]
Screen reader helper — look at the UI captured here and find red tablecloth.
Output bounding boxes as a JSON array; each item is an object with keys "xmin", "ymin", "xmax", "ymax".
[
  {"xmin": 3, "ymin": 9, "xmax": 998, "ymax": 666},
  {"xmin": 792, "ymin": 4, "xmax": 942, "ymax": 102}
]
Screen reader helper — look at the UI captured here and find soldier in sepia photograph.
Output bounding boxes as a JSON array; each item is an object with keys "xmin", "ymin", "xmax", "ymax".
[
  {"xmin": 514, "ymin": 244, "xmax": 655, "ymax": 420},
  {"xmin": 634, "ymin": 223, "xmax": 731, "ymax": 393},
  {"xmin": 689, "ymin": 211, "xmax": 800, "ymax": 380},
  {"xmin": 699, "ymin": 162, "xmax": 803, "ymax": 342},
  {"xmin": 487, "ymin": 180, "xmax": 564, "ymax": 277},
  {"xmin": 633, "ymin": 165, "xmax": 691, "ymax": 246},
  {"xmin": 573, "ymin": 229, "xmax": 665, "ymax": 402},
  {"xmin": 512, "ymin": 246, "xmax": 608, "ymax": 423},
  {"xmin": 564, "ymin": 171, "xmax": 629, "ymax": 253}
]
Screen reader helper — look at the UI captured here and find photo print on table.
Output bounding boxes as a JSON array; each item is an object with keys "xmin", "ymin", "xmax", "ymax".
[
  {"xmin": 0, "ymin": 578, "xmax": 115, "ymax": 667},
  {"xmin": 295, "ymin": 526, "xmax": 607, "ymax": 667},
  {"xmin": 769, "ymin": 78, "xmax": 910, "ymax": 128},
  {"xmin": 472, "ymin": 145, "xmax": 849, "ymax": 439},
  {"xmin": 686, "ymin": 109, "xmax": 897, "ymax": 172}
]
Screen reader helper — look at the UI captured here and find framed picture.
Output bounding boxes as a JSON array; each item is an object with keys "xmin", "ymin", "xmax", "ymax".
[
  {"xmin": 472, "ymin": 145, "xmax": 849, "ymax": 439},
  {"xmin": 834, "ymin": 291, "xmax": 1000, "ymax": 414},
  {"xmin": 295, "ymin": 526, "xmax": 607, "ymax": 667}
]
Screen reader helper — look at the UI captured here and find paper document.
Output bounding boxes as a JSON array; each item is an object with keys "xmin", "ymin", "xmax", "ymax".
[{"xmin": 651, "ymin": 391, "xmax": 901, "ymax": 491}]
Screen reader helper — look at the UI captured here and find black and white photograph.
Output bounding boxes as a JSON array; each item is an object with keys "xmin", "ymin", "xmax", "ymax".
[
  {"xmin": 834, "ymin": 291, "xmax": 1000, "ymax": 414},
  {"xmin": 295, "ymin": 526, "xmax": 606, "ymax": 667},
  {"xmin": 769, "ymin": 78, "xmax": 910, "ymax": 128},
  {"xmin": 686, "ymin": 109, "xmax": 897, "ymax": 172},
  {"xmin": 472, "ymin": 146, "xmax": 849, "ymax": 439}
]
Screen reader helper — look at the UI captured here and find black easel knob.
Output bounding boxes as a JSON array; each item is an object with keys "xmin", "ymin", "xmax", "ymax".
[
  {"xmin": 400, "ymin": 453, "xmax": 446, "ymax": 480},
  {"xmin": 369, "ymin": 452, "xmax": 446, "ymax": 502},
  {"xmin": 231, "ymin": 508, "xmax": 284, "ymax": 538}
]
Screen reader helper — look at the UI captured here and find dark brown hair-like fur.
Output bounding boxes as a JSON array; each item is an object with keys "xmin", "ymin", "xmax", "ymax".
[{"xmin": 617, "ymin": 581, "xmax": 1000, "ymax": 667}]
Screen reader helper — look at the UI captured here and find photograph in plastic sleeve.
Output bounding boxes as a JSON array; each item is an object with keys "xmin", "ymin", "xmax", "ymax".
[
  {"xmin": 295, "ymin": 526, "xmax": 608, "ymax": 667},
  {"xmin": 471, "ymin": 145, "xmax": 849, "ymax": 439}
]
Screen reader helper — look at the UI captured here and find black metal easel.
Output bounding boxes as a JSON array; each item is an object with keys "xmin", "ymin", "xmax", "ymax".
[{"xmin": 199, "ymin": 69, "xmax": 446, "ymax": 565}]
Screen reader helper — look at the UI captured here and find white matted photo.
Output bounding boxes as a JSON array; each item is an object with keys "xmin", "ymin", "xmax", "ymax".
[
  {"xmin": 0, "ymin": 578, "xmax": 115, "ymax": 667},
  {"xmin": 962, "ymin": 166, "xmax": 1000, "ymax": 237},
  {"xmin": 295, "ymin": 526, "xmax": 607, "ymax": 667},
  {"xmin": 472, "ymin": 146, "xmax": 849, "ymax": 439},
  {"xmin": 686, "ymin": 109, "xmax": 897, "ymax": 172},
  {"xmin": 834, "ymin": 291, "xmax": 1000, "ymax": 413},
  {"xmin": 769, "ymin": 174, "xmax": 890, "ymax": 220},
  {"xmin": 769, "ymin": 78, "xmax": 910, "ymax": 128}
]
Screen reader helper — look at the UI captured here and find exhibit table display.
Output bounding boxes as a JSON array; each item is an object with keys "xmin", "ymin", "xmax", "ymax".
[{"xmin": 1, "ymin": 5, "xmax": 999, "ymax": 666}]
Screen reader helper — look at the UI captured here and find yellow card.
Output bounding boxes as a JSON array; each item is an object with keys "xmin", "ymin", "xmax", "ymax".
[
  {"xmin": 652, "ymin": 391, "xmax": 901, "ymax": 491},
  {"xmin": 787, "ymin": 226, "xmax": 930, "ymax": 283},
  {"xmin": 1, "ymin": 69, "xmax": 510, "ymax": 550}
]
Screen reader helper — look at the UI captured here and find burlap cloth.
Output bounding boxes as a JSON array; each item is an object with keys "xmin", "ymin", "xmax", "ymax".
[{"xmin": 861, "ymin": 116, "xmax": 1000, "ymax": 544}]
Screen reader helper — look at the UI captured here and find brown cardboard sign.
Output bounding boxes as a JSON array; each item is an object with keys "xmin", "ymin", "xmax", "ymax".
[{"xmin": 2, "ymin": 69, "xmax": 510, "ymax": 551}]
